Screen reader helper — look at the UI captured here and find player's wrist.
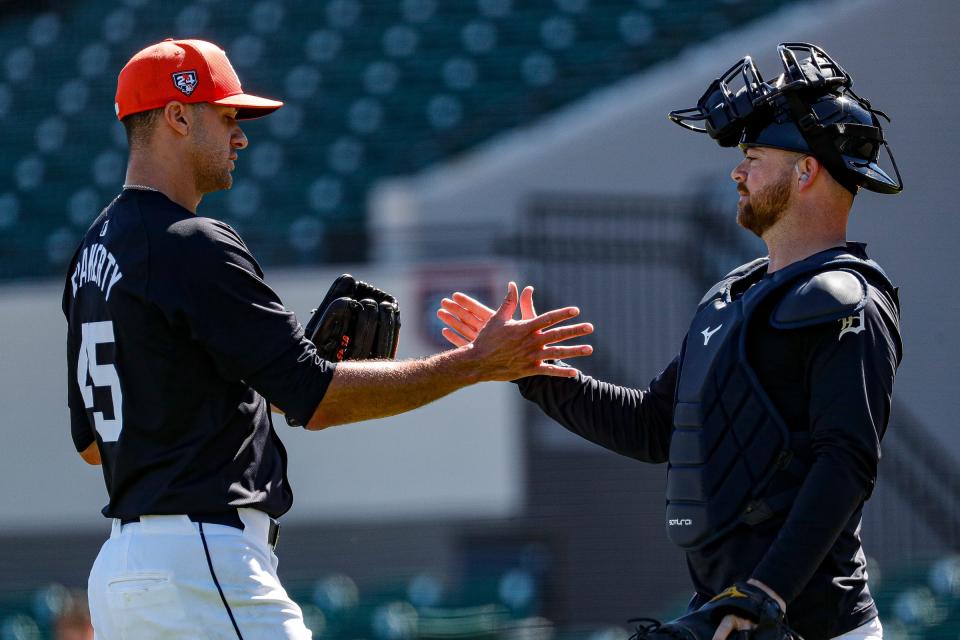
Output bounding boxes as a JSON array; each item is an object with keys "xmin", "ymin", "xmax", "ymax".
[
  {"xmin": 439, "ymin": 343, "xmax": 486, "ymax": 385},
  {"xmin": 746, "ymin": 578, "xmax": 786, "ymax": 613}
]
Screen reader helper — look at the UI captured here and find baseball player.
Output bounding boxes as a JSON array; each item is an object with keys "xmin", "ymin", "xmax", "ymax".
[
  {"xmin": 437, "ymin": 44, "xmax": 903, "ymax": 640},
  {"xmin": 63, "ymin": 39, "xmax": 594, "ymax": 640}
]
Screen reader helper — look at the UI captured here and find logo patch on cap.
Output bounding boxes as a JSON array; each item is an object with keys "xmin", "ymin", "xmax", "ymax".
[{"xmin": 171, "ymin": 70, "xmax": 198, "ymax": 96}]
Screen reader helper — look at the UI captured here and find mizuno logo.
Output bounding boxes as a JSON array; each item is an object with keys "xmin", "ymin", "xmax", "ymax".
[
  {"xmin": 701, "ymin": 324, "xmax": 722, "ymax": 345},
  {"xmin": 668, "ymin": 518, "xmax": 692, "ymax": 526},
  {"xmin": 710, "ymin": 586, "xmax": 748, "ymax": 601}
]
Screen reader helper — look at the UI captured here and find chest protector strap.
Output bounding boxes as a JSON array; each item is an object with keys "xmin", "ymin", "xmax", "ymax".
[{"xmin": 665, "ymin": 246, "xmax": 893, "ymax": 550}]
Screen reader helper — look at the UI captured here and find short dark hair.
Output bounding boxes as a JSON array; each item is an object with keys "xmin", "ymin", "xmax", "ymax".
[{"xmin": 121, "ymin": 108, "xmax": 163, "ymax": 149}]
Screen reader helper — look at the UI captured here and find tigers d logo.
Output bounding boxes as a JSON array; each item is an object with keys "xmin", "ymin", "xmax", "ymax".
[
  {"xmin": 172, "ymin": 70, "xmax": 198, "ymax": 96},
  {"xmin": 838, "ymin": 309, "xmax": 865, "ymax": 340}
]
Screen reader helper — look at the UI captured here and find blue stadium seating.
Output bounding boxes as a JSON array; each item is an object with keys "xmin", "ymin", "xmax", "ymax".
[{"xmin": 0, "ymin": 0, "xmax": 792, "ymax": 280}]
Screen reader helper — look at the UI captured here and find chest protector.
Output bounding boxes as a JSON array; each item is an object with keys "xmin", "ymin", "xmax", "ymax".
[{"xmin": 665, "ymin": 245, "xmax": 895, "ymax": 550}]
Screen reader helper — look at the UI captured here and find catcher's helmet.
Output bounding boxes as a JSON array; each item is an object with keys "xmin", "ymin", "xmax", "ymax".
[{"xmin": 668, "ymin": 43, "xmax": 902, "ymax": 195}]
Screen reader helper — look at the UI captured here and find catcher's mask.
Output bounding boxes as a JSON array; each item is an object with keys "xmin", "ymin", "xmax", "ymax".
[{"xmin": 668, "ymin": 42, "xmax": 902, "ymax": 195}]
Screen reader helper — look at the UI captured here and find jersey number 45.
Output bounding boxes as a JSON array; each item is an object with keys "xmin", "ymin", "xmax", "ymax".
[{"xmin": 77, "ymin": 320, "xmax": 123, "ymax": 442}]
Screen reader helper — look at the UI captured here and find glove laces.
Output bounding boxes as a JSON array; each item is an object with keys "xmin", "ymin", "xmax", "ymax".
[{"xmin": 627, "ymin": 618, "xmax": 660, "ymax": 639}]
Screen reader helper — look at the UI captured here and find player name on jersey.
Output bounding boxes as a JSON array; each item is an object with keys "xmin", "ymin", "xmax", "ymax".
[{"xmin": 70, "ymin": 241, "xmax": 123, "ymax": 301}]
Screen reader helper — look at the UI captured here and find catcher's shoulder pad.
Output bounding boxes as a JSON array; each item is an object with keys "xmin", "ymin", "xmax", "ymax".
[
  {"xmin": 725, "ymin": 257, "xmax": 770, "ymax": 280},
  {"xmin": 698, "ymin": 257, "xmax": 769, "ymax": 307},
  {"xmin": 771, "ymin": 268, "xmax": 867, "ymax": 329}
]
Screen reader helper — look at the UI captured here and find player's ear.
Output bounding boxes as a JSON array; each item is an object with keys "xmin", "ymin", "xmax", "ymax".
[
  {"xmin": 795, "ymin": 154, "xmax": 819, "ymax": 192},
  {"xmin": 162, "ymin": 101, "xmax": 191, "ymax": 136}
]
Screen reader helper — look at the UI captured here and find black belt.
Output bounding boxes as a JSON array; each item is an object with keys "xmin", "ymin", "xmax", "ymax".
[{"xmin": 119, "ymin": 511, "xmax": 280, "ymax": 549}]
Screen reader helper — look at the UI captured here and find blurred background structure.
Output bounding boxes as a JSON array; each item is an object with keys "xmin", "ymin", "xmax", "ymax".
[{"xmin": 1, "ymin": 0, "xmax": 959, "ymax": 638}]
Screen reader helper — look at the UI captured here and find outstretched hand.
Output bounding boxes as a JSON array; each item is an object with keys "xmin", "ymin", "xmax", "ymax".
[
  {"xmin": 446, "ymin": 283, "xmax": 593, "ymax": 381},
  {"xmin": 438, "ymin": 285, "xmax": 538, "ymax": 346}
]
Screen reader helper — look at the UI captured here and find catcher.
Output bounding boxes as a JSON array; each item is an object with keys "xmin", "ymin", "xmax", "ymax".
[
  {"xmin": 437, "ymin": 44, "xmax": 902, "ymax": 640},
  {"xmin": 67, "ymin": 38, "xmax": 594, "ymax": 640}
]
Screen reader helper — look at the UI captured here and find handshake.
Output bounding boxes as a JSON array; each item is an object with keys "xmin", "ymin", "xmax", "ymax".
[
  {"xmin": 303, "ymin": 276, "xmax": 594, "ymax": 383},
  {"xmin": 434, "ymin": 282, "xmax": 595, "ymax": 379}
]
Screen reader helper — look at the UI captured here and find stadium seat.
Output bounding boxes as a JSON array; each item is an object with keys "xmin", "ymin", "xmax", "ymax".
[{"xmin": 0, "ymin": 0, "xmax": 794, "ymax": 281}]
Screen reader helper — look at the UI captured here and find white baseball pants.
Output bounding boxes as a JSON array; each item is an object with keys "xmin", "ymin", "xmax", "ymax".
[
  {"xmin": 88, "ymin": 509, "xmax": 311, "ymax": 639},
  {"xmin": 833, "ymin": 616, "xmax": 882, "ymax": 640}
]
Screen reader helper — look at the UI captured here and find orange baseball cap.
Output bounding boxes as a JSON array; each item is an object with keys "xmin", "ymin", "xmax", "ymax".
[{"xmin": 115, "ymin": 38, "xmax": 283, "ymax": 120}]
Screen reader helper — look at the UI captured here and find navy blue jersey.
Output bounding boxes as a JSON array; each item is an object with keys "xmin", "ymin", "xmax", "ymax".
[{"xmin": 63, "ymin": 188, "xmax": 335, "ymax": 519}]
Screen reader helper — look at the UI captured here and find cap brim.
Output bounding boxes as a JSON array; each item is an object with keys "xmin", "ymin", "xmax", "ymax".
[{"xmin": 212, "ymin": 93, "xmax": 284, "ymax": 119}]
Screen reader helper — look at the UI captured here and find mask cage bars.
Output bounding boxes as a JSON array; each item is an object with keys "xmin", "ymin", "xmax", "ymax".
[{"xmin": 668, "ymin": 44, "xmax": 852, "ymax": 147}]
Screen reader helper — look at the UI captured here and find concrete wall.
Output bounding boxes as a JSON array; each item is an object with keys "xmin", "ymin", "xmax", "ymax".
[
  {"xmin": 1, "ymin": 262, "xmax": 523, "ymax": 533},
  {"xmin": 370, "ymin": 0, "xmax": 960, "ymax": 457}
]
